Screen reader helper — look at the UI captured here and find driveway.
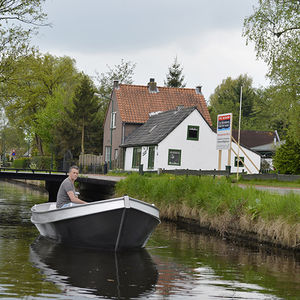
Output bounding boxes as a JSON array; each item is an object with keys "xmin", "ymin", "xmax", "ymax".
[{"xmin": 238, "ymin": 184, "xmax": 300, "ymax": 195}]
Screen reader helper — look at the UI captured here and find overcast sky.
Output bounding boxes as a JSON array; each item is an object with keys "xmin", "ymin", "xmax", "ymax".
[{"xmin": 33, "ymin": 0, "xmax": 270, "ymax": 100}]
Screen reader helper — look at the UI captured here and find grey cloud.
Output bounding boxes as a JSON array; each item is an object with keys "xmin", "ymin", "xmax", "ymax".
[{"xmin": 34, "ymin": 0, "xmax": 256, "ymax": 53}]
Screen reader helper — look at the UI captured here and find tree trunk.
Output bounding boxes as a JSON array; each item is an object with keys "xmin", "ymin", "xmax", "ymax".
[{"xmin": 35, "ymin": 133, "xmax": 44, "ymax": 156}]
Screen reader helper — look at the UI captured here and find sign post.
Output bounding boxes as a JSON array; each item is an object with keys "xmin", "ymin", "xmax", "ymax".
[{"xmin": 216, "ymin": 113, "xmax": 232, "ymax": 170}]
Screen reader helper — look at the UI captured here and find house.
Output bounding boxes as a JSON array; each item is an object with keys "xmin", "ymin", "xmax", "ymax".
[
  {"xmin": 121, "ymin": 106, "xmax": 261, "ymax": 173},
  {"xmin": 232, "ymin": 129, "xmax": 280, "ymax": 158},
  {"xmin": 103, "ymin": 79, "xmax": 212, "ymax": 168},
  {"xmin": 232, "ymin": 129, "xmax": 281, "ymax": 170}
]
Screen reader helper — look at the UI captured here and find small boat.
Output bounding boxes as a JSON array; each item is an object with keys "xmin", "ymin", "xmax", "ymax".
[{"xmin": 31, "ymin": 195, "xmax": 160, "ymax": 251}]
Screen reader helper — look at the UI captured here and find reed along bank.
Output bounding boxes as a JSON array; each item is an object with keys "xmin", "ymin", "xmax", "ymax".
[{"xmin": 115, "ymin": 174, "xmax": 300, "ymax": 251}]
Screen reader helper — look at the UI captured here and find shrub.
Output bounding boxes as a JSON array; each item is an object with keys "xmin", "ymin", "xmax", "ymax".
[
  {"xmin": 12, "ymin": 158, "xmax": 31, "ymax": 169},
  {"xmin": 30, "ymin": 156, "xmax": 56, "ymax": 170},
  {"xmin": 273, "ymin": 135, "xmax": 300, "ymax": 174}
]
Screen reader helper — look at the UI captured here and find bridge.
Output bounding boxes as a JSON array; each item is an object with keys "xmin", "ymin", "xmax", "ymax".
[{"xmin": 0, "ymin": 168, "xmax": 124, "ymax": 202}]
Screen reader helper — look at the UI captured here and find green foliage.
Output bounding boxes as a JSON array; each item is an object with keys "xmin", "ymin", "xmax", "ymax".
[
  {"xmin": 33, "ymin": 87, "xmax": 70, "ymax": 150},
  {"xmin": 12, "ymin": 157, "xmax": 31, "ymax": 169},
  {"xmin": 56, "ymin": 74, "xmax": 102, "ymax": 157},
  {"xmin": 0, "ymin": 53, "xmax": 81, "ymax": 155},
  {"xmin": 164, "ymin": 57, "xmax": 186, "ymax": 88},
  {"xmin": 243, "ymin": 0, "xmax": 299, "ymax": 82},
  {"xmin": 30, "ymin": 156, "xmax": 55, "ymax": 170},
  {"xmin": 208, "ymin": 74, "xmax": 259, "ymax": 128},
  {"xmin": 243, "ymin": 0, "xmax": 300, "ymax": 142},
  {"xmin": 0, "ymin": 0, "xmax": 47, "ymax": 59},
  {"xmin": 273, "ymin": 135, "xmax": 300, "ymax": 174},
  {"xmin": 116, "ymin": 174, "xmax": 300, "ymax": 223},
  {"xmin": 0, "ymin": 124, "xmax": 26, "ymax": 157}
]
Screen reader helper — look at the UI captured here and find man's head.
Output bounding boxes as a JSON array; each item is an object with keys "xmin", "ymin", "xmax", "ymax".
[{"xmin": 68, "ymin": 165, "xmax": 79, "ymax": 182}]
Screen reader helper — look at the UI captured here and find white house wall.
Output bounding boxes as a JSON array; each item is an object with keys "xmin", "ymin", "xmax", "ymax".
[
  {"xmin": 124, "ymin": 110, "xmax": 261, "ymax": 174},
  {"xmin": 157, "ymin": 110, "xmax": 216, "ymax": 170}
]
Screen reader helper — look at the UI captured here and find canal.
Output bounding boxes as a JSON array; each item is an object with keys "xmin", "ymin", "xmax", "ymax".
[{"xmin": 0, "ymin": 180, "xmax": 300, "ymax": 299}]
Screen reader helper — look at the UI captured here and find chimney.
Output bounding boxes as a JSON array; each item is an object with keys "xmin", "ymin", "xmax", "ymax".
[
  {"xmin": 195, "ymin": 85, "xmax": 202, "ymax": 95},
  {"xmin": 113, "ymin": 80, "xmax": 119, "ymax": 90},
  {"xmin": 148, "ymin": 78, "xmax": 158, "ymax": 93}
]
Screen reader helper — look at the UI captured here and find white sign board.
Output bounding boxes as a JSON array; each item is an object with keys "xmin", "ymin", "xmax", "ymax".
[{"xmin": 216, "ymin": 113, "xmax": 232, "ymax": 150}]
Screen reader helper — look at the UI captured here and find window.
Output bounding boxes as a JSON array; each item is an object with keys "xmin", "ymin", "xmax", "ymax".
[
  {"xmin": 132, "ymin": 147, "xmax": 142, "ymax": 168},
  {"xmin": 234, "ymin": 156, "xmax": 244, "ymax": 167},
  {"xmin": 148, "ymin": 146, "xmax": 155, "ymax": 169},
  {"xmin": 105, "ymin": 146, "xmax": 111, "ymax": 162},
  {"xmin": 111, "ymin": 112, "xmax": 116, "ymax": 129},
  {"xmin": 114, "ymin": 149, "xmax": 119, "ymax": 159},
  {"xmin": 187, "ymin": 125, "xmax": 199, "ymax": 140},
  {"xmin": 168, "ymin": 149, "xmax": 181, "ymax": 166}
]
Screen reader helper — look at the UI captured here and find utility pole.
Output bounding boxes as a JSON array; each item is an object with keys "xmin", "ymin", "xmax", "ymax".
[{"xmin": 236, "ymin": 86, "xmax": 243, "ymax": 181}]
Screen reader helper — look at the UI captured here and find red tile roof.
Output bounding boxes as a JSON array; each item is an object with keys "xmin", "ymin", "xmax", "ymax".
[{"xmin": 114, "ymin": 84, "xmax": 212, "ymax": 126}]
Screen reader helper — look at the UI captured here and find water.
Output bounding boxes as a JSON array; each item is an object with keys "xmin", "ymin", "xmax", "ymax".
[{"xmin": 1, "ymin": 180, "xmax": 300, "ymax": 300}]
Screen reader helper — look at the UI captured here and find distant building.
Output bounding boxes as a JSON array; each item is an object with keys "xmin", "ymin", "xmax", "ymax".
[
  {"xmin": 232, "ymin": 129, "xmax": 281, "ymax": 171},
  {"xmin": 103, "ymin": 79, "xmax": 211, "ymax": 169},
  {"xmin": 121, "ymin": 107, "xmax": 261, "ymax": 173}
]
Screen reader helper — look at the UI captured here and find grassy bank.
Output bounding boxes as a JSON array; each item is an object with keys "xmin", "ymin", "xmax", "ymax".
[{"xmin": 115, "ymin": 174, "xmax": 300, "ymax": 250}]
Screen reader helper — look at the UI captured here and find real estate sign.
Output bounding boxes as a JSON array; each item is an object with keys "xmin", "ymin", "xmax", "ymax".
[{"xmin": 216, "ymin": 113, "xmax": 232, "ymax": 150}]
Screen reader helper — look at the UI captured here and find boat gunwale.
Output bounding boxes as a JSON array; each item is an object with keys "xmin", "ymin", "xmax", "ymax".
[{"xmin": 31, "ymin": 196, "xmax": 160, "ymax": 224}]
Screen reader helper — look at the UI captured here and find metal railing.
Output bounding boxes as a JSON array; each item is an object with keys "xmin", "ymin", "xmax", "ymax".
[{"xmin": 0, "ymin": 167, "xmax": 68, "ymax": 175}]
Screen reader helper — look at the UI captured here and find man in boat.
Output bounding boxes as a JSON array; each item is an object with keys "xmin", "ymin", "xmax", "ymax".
[{"xmin": 56, "ymin": 165, "xmax": 87, "ymax": 208}]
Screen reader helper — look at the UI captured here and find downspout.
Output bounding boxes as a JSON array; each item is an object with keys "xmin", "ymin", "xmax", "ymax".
[{"xmin": 110, "ymin": 97, "xmax": 113, "ymax": 170}]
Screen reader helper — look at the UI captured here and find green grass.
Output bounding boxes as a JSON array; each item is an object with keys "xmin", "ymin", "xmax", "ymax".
[{"xmin": 116, "ymin": 173, "xmax": 300, "ymax": 224}]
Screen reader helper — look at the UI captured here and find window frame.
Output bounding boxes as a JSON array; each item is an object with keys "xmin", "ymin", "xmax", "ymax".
[
  {"xmin": 168, "ymin": 149, "xmax": 181, "ymax": 166},
  {"xmin": 132, "ymin": 147, "xmax": 142, "ymax": 169},
  {"xmin": 187, "ymin": 125, "xmax": 199, "ymax": 141},
  {"xmin": 114, "ymin": 149, "xmax": 119, "ymax": 160},
  {"xmin": 234, "ymin": 156, "xmax": 245, "ymax": 167},
  {"xmin": 105, "ymin": 146, "xmax": 111, "ymax": 162},
  {"xmin": 111, "ymin": 111, "xmax": 116, "ymax": 129},
  {"xmin": 148, "ymin": 146, "xmax": 155, "ymax": 169}
]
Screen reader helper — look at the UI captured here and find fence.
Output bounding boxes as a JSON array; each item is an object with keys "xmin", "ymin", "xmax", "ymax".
[
  {"xmin": 241, "ymin": 173, "xmax": 300, "ymax": 182},
  {"xmin": 79, "ymin": 154, "xmax": 104, "ymax": 174},
  {"xmin": 139, "ymin": 166, "xmax": 232, "ymax": 178}
]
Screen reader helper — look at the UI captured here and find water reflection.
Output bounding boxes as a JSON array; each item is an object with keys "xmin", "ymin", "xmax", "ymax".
[
  {"xmin": 30, "ymin": 237, "xmax": 158, "ymax": 299},
  {"xmin": 1, "ymin": 180, "xmax": 300, "ymax": 299},
  {"xmin": 148, "ymin": 222, "xmax": 300, "ymax": 299}
]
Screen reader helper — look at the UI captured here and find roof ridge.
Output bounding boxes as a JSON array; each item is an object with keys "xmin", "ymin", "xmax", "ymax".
[{"xmin": 119, "ymin": 83, "xmax": 201, "ymax": 92}]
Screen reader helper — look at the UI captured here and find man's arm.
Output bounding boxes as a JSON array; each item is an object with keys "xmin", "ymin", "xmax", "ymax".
[{"xmin": 67, "ymin": 191, "xmax": 87, "ymax": 204}]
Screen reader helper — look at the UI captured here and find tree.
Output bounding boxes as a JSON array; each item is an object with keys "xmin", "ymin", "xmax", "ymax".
[
  {"xmin": 209, "ymin": 75, "xmax": 259, "ymax": 129},
  {"xmin": 72, "ymin": 75, "xmax": 99, "ymax": 154},
  {"xmin": 273, "ymin": 134, "xmax": 300, "ymax": 174},
  {"xmin": 243, "ymin": 0, "xmax": 300, "ymax": 141},
  {"xmin": 33, "ymin": 87, "xmax": 70, "ymax": 153},
  {"xmin": 164, "ymin": 57, "xmax": 186, "ymax": 87},
  {"xmin": 0, "ymin": 0, "xmax": 48, "ymax": 60},
  {"xmin": 95, "ymin": 59, "xmax": 136, "ymax": 126},
  {"xmin": 96, "ymin": 59, "xmax": 136, "ymax": 98},
  {"xmin": 56, "ymin": 74, "xmax": 102, "ymax": 157},
  {"xmin": 243, "ymin": 0, "xmax": 299, "ymax": 83},
  {"xmin": 0, "ymin": 53, "xmax": 80, "ymax": 155}
]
